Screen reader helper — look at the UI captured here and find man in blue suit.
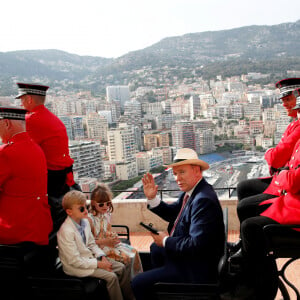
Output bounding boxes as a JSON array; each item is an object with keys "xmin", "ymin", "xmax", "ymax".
[{"xmin": 131, "ymin": 148, "xmax": 225, "ymax": 300}]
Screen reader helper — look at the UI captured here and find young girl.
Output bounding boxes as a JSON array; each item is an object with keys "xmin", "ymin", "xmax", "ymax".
[{"xmin": 88, "ymin": 183, "xmax": 143, "ymax": 278}]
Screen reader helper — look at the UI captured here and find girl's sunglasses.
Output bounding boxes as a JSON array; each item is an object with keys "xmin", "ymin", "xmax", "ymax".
[{"xmin": 96, "ymin": 201, "xmax": 112, "ymax": 208}]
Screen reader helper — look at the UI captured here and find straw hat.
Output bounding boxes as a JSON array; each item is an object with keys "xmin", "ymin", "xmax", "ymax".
[{"xmin": 166, "ymin": 148, "xmax": 209, "ymax": 171}]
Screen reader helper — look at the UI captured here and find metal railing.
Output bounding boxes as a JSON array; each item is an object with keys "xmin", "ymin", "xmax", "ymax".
[{"xmin": 110, "ymin": 186, "xmax": 237, "ymax": 200}]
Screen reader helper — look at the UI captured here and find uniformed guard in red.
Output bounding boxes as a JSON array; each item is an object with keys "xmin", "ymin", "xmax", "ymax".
[
  {"xmin": 261, "ymin": 88, "xmax": 300, "ymax": 226},
  {"xmin": 234, "ymin": 78, "xmax": 300, "ymax": 244},
  {"xmin": 16, "ymin": 83, "xmax": 77, "ymax": 198},
  {"xmin": 264, "ymin": 78, "xmax": 300, "ymax": 196},
  {"xmin": 230, "ymin": 88, "xmax": 300, "ymax": 298},
  {"xmin": 0, "ymin": 107, "xmax": 52, "ymax": 245}
]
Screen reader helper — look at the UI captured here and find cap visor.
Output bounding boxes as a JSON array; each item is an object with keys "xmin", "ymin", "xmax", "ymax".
[{"xmin": 15, "ymin": 92, "xmax": 27, "ymax": 99}]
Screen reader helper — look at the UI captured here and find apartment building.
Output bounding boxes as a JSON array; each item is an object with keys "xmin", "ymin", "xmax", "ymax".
[
  {"xmin": 59, "ymin": 115, "xmax": 74, "ymax": 140},
  {"xmin": 170, "ymin": 97, "xmax": 190, "ymax": 117},
  {"xmin": 264, "ymin": 120, "xmax": 276, "ymax": 137},
  {"xmin": 71, "ymin": 116, "xmax": 85, "ymax": 139},
  {"xmin": 215, "ymin": 105, "xmax": 230, "ymax": 119},
  {"xmin": 255, "ymin": 136, "xmax": 273, "ymax": 149},
  {"xmin": 106, "ymin": 85, "xmax": 130, "ymax": 108},
  {"xmin": 195, "ymin": 129, "xmax": 215, "ymax": 154},
  {"xmin": 152, "ymin": 147, "xmax": 173, "ymax": 165},
  {"xmin": 69, "ymin": 141, "xmax": 104, "ymax": 180},
  {"xmin": 107, "ymin": 123, "xmax": 137, "ymax": 163},
  {"xmin": 98, "ymin": 110, "xmax": 113, "ymax": 124},
  {"xmin": 230, "ymin": 104, "xmax": 243, "ymax": 119},
  {"xmin": 172, "ymin": 121, "xmax": 196, "ymax": 151},
  {"xmin": 123, "ymin": 99, "xmax": 142, "ymax": 126},
  {"xmin": 189, "ymin": 95, "xmax": 201, "ymax": 120},
  {"xmin": 249, "ymin": 120, "xmax": 264, "ymax": 135},
  {"xmin": 262, "ymin": 107, "xmax": 276, "ymax": 122},
  {"xmin": 135, "ymin": 150, "xmax": 163, "ymax": 173},
  {"xmin": 142, "ymin": 102, "xmax": 163, "ymax": 115},
  {"xmin": 192, "ymin": 119, "xmax": 214, "ymax": 131},
  {"xmin": 85, "ymin": 112, "xmax": 108, "ymax": 142},
  {"xmin": 153, "ymin": 113, "xmax": 180, "ymax": 130},
  {"xmin": 243, "ymin": 103, "xmax": 261, "ymax": 120},
  {"xmin": 144, "ymin": 132, "xmax": 170, "ymax": 151},
  {"xmin": 115, "ymin": 161, "xmax": 138, "ymax": 180}
]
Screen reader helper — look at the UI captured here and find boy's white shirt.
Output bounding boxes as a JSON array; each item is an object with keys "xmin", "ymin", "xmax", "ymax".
[{"xmin": 57, "ymin": 216, "xmax": 105, "ymax": 277}]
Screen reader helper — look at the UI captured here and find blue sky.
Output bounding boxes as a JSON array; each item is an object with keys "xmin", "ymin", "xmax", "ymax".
[{"xmin": 1, "ymin": 0, "xmax": 299, "ymax": 58}]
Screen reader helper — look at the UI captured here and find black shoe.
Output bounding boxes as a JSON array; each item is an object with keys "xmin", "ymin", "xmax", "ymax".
[
  {"xmin": 228, "ymin": 239, "xmax": 242, "ymax": 253},
  {"xmin": 229, "ymin": 249, "xmax": 244, "ymax": 265}
]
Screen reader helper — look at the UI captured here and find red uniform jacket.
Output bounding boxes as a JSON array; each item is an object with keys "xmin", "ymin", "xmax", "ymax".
[
  {"xmin": 264, "ymin": 119, "xmax": 300, "ymax": 196},
  {"xmin": 0, "ymin": 132, "xmax": 53, "ymax": 245},
  {"xmin": 26, "ymin": 105, "xmax": 74, "ymax": 171},
  {"xmin": 261, "ymin": 139, "xmax": 300, "ymax": 228}
]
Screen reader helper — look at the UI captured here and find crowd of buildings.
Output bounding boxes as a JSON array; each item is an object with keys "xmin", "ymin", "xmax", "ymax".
[{"xmin": 1, "ymin": 72, "xmax": 298, "ymax": 192}]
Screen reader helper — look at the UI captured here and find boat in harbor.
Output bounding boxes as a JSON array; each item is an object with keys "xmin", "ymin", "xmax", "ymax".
[{"xmin": 246, "ymin": 156, "xmax": 264, "ymax": 163}]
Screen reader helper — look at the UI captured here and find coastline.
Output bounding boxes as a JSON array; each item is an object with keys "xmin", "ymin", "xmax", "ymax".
[
  {"xmin": 117, "ymin": 151, "xmax": 269, "ymax": 200},
  {"xmin": 201, "ymin": 151, "xmax": 269, "ymax": 199}
]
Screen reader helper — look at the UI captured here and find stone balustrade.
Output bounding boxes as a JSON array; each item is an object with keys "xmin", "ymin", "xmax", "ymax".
[{"xmin": 110, "ymin": 198, "xmax": 239, "ymax": 232}]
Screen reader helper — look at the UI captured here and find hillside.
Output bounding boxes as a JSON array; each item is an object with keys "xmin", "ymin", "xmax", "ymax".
[{"xmin": 0, "ymin": 20, "xmax": 299, "ymax": 95}]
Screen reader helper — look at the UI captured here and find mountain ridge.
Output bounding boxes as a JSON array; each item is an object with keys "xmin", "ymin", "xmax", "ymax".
[{"xmin": 0, "ymin": 20, "xmax": 299, "ymax": 95}]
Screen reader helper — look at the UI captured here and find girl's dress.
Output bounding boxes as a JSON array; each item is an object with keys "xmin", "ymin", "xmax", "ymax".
[{"xmin": 89, "ymin": 212, "xmax": 143, "ymax": 278}]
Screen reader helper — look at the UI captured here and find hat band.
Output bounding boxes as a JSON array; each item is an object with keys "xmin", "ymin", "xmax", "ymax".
[
  {"xmin": 173, "ymin": 159, "xmax": 188, "ymax": 163},
  {"xmin": 0, "ymin": 112, "xmax": 25, "ymax": 120},
  {"xmin": 280, "ymin": 84, "xmax": 300, "ymax": 96},
  {"xmin": 281, "ymin": 91, "xmax": 293, "ymax": 98},
  {"xmin": 18, "ymin": 88, "xmax": 47, "ymax": 96}
]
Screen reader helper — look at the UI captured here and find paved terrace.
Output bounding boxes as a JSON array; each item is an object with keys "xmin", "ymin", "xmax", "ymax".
[{"xmin": 111, "ymin": 197, "xmax": 300, "ymax": 300}]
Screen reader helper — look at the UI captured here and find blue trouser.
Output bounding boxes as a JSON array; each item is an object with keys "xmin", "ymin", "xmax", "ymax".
[{"xmin": 131, "ymin": 243, "xmax": 216, "ymax": 300}]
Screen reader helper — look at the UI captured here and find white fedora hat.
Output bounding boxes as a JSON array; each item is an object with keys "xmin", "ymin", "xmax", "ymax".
[{"xmin": 166, "ymin": 148, "xmax": 209, "ymax": 171}]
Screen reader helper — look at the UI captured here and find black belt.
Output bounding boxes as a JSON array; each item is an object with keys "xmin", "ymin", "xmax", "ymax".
[{"xmin": 48, "ymin": 165, "xmax": 73, "ymax": 175}]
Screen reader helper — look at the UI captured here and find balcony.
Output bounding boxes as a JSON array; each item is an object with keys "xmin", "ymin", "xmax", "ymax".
[{"xmin": 110, "ymin": 191, "xmax": 239, "ymax": 233}]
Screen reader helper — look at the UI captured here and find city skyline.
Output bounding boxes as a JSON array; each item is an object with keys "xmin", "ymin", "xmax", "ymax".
[{"xmin": 1, "ymin": 0, "xmax": 299, "ymax": 58}]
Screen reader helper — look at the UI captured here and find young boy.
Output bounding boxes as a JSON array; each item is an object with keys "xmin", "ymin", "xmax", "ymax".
[{"xmin": 57, "ymin": 190, "xmax": 134, "ymax": 300}]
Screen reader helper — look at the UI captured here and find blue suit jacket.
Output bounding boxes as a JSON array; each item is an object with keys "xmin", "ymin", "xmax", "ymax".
[{"xmin": 149, "ymin": 178, "xmax": 225, "ymax": 282}]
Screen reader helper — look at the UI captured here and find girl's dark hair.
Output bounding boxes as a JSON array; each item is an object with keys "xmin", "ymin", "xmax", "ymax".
[{"xmin": 90, "ymin": 183, "xmax": 114, "ymax": 214}]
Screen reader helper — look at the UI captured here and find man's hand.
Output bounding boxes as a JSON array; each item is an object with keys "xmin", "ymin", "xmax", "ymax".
[
  {"xmin": 97, "ymin": 256, "xmax": 113, "ymax": 272},
  {"xmin": 151, "ymin": 231, "xmax": 168, "ymax": 247},
  {"xmin": 142, "ymin": 172, "xmax": 158, "ymax": 200}
]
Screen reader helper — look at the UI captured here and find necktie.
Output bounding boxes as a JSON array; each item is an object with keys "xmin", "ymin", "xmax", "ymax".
[
  {"xmin": 170, "ymin": 193, "xmax": 189, "ymax": 236},
  {"xmin": 78, "ymin": 226, "xmax": 86, "ymax": 244},
  {"xmin": 78, "ymin": 221, "xmax": 87, "ymax": 244}
]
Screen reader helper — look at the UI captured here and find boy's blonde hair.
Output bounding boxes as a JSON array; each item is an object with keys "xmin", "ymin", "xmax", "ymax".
[{"xmin": 62, "ymin": 190, "xmax": 86, "ymax": 210}]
